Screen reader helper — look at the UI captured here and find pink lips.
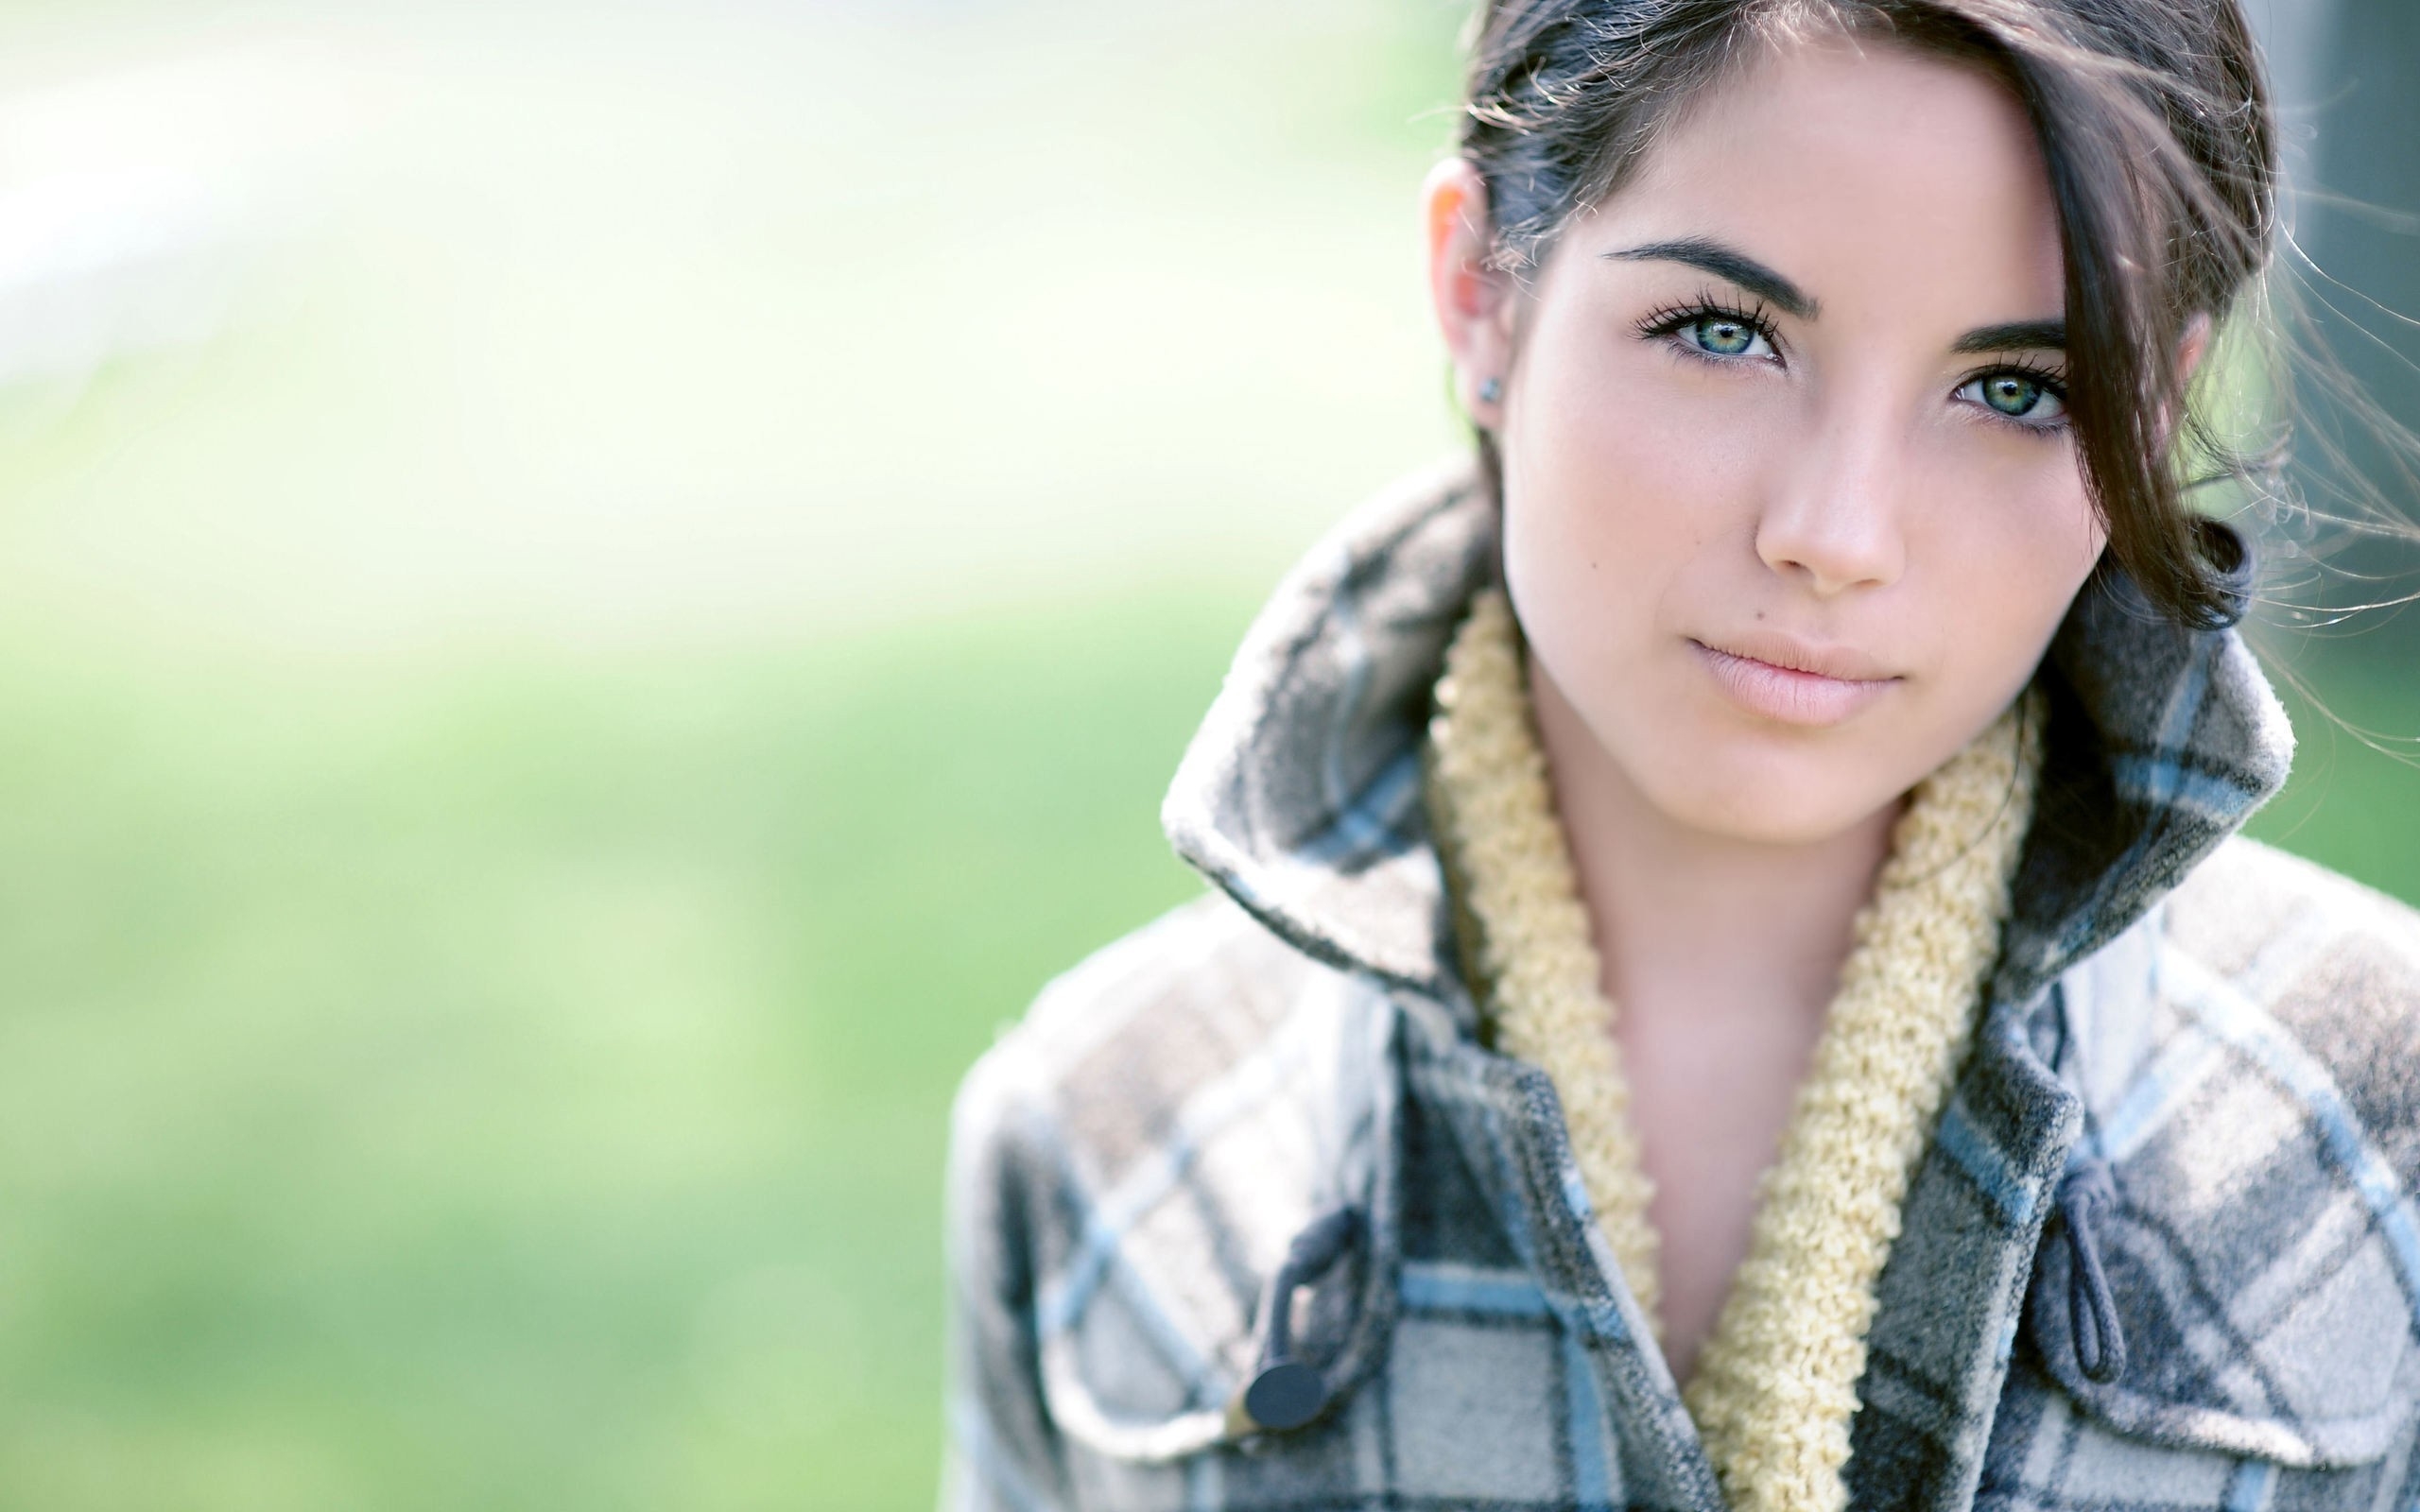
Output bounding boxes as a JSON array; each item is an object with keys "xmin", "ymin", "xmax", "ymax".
[{"xmin": 1691, "ymin": 636, "xmax": 1899, "ymax": 726}]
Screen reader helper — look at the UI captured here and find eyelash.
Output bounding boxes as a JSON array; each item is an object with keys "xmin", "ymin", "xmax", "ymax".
[
  {"xmin": 1956, "ymin": 355, "xmax": 2071, "ymax": 437},
  {"xmin": 1634, "ymin": 293, "xmax": 2072, "ymax": 438},
  {"xmin": 1634, "ymin": 292, "xmax": 1784, "ymax": 364}
]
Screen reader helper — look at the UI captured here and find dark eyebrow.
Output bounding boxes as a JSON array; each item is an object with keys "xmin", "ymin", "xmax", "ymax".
[
  {"xmin": 1953, "ymin": 319, "xmax": 2066, "ymax": 354},
  {"xmin": 1604, "ymin": 237, "xmax": 1817, "ymax": 320}
]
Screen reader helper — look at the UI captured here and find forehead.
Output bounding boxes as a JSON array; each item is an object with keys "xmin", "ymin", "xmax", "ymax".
[{"xmin": 1588, "ymin": 32, "xmax": 2065, "ymax": 321}]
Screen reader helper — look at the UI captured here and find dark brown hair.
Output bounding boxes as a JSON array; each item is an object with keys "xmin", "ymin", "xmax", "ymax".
[{"xmin": 1457, "ymin": 0, "xmax": 2278, "ymax": 628}]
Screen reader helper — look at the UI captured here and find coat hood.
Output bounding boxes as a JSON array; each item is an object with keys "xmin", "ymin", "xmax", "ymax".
[{"xmin": 1161, "ymin": 454, "xmax": 2294, "ymax": 1021}]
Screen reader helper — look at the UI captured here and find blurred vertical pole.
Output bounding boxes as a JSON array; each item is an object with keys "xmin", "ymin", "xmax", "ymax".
[
  {"xmin": 2247, "ymin": 0, "xmax": 2334, "ymax": 241},
  {"xmin": 2266, "ymin": 0, "xmax": 2420, "ymax": 656}
]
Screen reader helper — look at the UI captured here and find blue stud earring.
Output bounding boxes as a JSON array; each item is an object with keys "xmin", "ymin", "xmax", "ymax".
[{"xmin": 1478, "ymin": 376, "xmax": 1502, "ymax": 404}]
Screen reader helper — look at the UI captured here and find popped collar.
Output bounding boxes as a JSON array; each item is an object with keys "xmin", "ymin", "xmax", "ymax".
[{"xmin": 942, "ymin": 456, "xmax": 2420, "ymax": 1512}]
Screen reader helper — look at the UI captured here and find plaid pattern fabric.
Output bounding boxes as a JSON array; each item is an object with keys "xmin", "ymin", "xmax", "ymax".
[{"xmin": 942, "ymin": 457, "xmax": 2420, "ymax": 1511}]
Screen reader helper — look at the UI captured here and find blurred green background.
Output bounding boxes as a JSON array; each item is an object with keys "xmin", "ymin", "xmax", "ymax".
[{"xmin": 0, "ymin": 1, "xmax": 2408, "ymax": 1508}]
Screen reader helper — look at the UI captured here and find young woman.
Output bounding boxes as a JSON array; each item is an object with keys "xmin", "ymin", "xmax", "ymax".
[{"xmin": 942, "ymin": 3, "xmax": 2420, "ymax": 1509}]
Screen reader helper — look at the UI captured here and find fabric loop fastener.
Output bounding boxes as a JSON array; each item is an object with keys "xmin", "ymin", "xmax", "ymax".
[
  {"xmin": 2057, "ymin": 1159, "xmax": 2129, "ymax": 1384},
  {"xmin": 1230, "ymin": 1205, "xmax": 1363, "ymax": 1435}
]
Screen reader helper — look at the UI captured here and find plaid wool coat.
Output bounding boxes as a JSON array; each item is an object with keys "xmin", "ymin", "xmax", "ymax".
[{"xmin": 940, "ymin": 457, "xmax": 2420, "ymax": 1512}]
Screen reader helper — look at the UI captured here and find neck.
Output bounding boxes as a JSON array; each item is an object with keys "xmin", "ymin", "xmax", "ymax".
[{"xmin": 1528, "ymin": 660, "xmax": 1901, "ymax": 1029}]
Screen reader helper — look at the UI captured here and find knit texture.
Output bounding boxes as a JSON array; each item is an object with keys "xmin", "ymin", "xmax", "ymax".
[
  {"xmin": 1425, "ymin": 588, "xmax": 2042, "ymax": 1512},
  {"xmin": 1424, "ymin": 589, "xmax": 1664, "ymax": 1323}
]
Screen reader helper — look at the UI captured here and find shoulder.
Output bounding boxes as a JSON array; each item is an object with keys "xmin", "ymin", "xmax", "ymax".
[
  {"xmin": 2158, "ymin": 835, "xmax": 2420, "ymax": 1066},
  {"xmin": 949, "ymin": 888, "xmax": 1372, "ymax": 1194},
  {"xmin": 2168, "ymin": 833, "xmax": 2420, "ymax": 948},
  {"xmin": 2130, "ymin": 833, "xmax": 2420, "ymax": 1191},
  {"xmin": 959, "ymin": 889, "xmax": 1343, "ymax": 1104}
]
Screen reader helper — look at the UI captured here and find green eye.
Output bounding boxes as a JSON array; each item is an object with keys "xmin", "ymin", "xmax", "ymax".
[
  {"xmin": 1640, "ymin": 303, "xmax": 1779, "ymax": 361},
  {"xmin": 1958, "ymin": 370, "xmax": 2068, "ymax": 426},
  {"xmin": 1690, "ymin": 318, "xmax": 1758, "ymax": 356},
  {"xmin": 1984, "ymin": 374, "xmax": 2043, "ymax": 415}
]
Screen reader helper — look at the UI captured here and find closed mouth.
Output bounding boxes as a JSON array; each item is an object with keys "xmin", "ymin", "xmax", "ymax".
[
  {"xmin": 1691, "ymin": 634, "xmax": 1896, "ymax": 685},
  {"xmin": 1688, "ymin": 638, "xmax": 1900, "ymax": 726}
]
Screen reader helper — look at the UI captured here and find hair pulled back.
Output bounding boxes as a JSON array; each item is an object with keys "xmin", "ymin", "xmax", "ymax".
[{"xmin": 1458, "ymin": 0, "xmax": 2277, "ymax": 628}]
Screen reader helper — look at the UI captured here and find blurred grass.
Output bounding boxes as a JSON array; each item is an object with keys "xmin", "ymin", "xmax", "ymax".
[
  {"xmin": 2243, "ymin": 642, "xmax": 2420, "ymax": 894},
  {"xmin": 0, "ymin": 588, "xmax": 1251, "ymax": 1509},
  {"xmin": 0, "ymin": 1, "xmax": 1475, "ymax": 1503}
]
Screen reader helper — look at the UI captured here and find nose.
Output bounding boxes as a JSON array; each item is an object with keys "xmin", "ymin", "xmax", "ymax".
[{"xmin": 1754, "ymin": 410, "xmax": 1910, "ymax": 596}]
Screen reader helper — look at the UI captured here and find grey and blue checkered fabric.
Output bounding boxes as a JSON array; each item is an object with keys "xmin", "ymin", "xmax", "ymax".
[{"xmin": 941, "ymin": 457, "xmax": 2420, "ymax": 1511}]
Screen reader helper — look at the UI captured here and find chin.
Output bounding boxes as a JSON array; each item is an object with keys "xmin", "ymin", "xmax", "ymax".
[{"xmin": 1633, "ymin": 749, "xmax": 1901, "ymax": 848}]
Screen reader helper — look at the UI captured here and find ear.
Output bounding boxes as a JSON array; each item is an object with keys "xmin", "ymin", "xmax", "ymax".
[
  {"xmin": 1423, "ymin": 158, "xmax": 1518, "ymax": 426},
  {"xmin": 2177, "ymin": 312, "xmax": 2214, "ymax": 388},
  {"xmin": 2155, "ymin": 312, "xmax": 2215, "ymax": 450}
]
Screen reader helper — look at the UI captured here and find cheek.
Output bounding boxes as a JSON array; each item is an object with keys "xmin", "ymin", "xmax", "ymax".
[
  {"xmin": 1499, "ymin": 335, "xmax": 1771, "ymax": 624},
  {"xmin": 1919, "ymin": 449, "xmax": 2104, "ymax": 657}
]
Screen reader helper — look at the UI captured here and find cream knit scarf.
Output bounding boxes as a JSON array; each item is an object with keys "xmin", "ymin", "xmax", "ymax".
[{"xmin": 1423, "ymin": 589, "xmax": 2040, "ymax": 1512}]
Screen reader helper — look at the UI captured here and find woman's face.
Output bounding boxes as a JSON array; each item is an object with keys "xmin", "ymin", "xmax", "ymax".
[{"xmin": 1430, "ymin": 35, "xmax": 2106, "ymax": 844}]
